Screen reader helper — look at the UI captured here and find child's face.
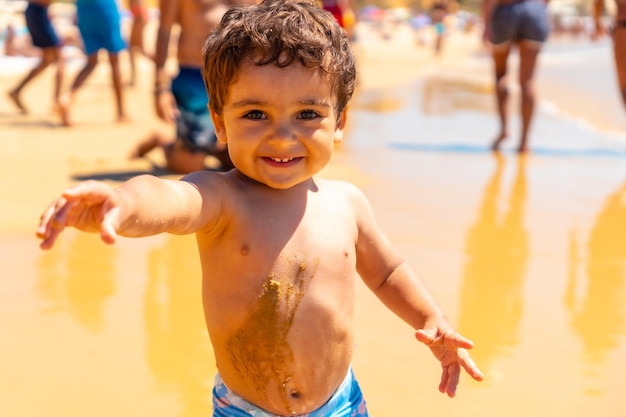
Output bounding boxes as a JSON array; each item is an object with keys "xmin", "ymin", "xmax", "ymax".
[{"xmin": 210, "ymin": 60, "xmax": 347, "ymax": 189}]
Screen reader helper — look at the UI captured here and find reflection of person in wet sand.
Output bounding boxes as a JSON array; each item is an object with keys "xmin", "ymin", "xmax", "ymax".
[
  {"xmin": 482, "ymin": 0, "xmax": 550, "ymax": 152},
  {"xmin": 7, "ymin": 0, "xmax": 65, "ymax": 116},
  {"xmin": 144, "ymin": 235, "xmax": 214, "ymax": 415},
  {"xmin": 457, "ymin": 154, "xmax": 529, "ymax": 370},
  {"xmin": 36, "ymin": 233, "xmax": 115, "ymax": 331},
  {"xmin": 565, "ymin": 180, "xmax": 626, "ymax": 371}
]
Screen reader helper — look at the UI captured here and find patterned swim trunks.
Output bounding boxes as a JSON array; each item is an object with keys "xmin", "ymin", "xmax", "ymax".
[{"xmin": 212, "ymin": 367, "xmax": 369, "ymax": 416}]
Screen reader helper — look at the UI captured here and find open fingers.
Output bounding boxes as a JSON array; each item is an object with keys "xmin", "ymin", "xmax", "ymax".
[
  {"xmin": 37, "ymin": 197, "xmax": 71, "ymax": 249},
  {"xmin": 457, "ymin": 348, "xmax": 485, "ymax": 382},
  {"xmin": 440, "ymin": 362, "xmax": 460, "ymax": 397}
]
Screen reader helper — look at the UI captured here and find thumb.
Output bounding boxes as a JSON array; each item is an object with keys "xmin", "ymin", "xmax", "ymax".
[
  {"xmin": 100, "ymin": 206, "xmax": 121, "ymax": 244},
  {"xmin": 415, "ymin": 328, "xmax": 438, "ymax": 345}
]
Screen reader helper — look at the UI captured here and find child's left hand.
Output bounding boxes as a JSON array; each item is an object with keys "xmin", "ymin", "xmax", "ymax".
[{"xmin": 415, "ymin": 327, "xmax": 484, "ymax": 397}]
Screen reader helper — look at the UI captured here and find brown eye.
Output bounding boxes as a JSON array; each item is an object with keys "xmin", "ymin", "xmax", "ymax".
[
  {"xmin": 244, "ymin": 110, "xmax": 265, "ymax": 120},
  {"xmin": 298, "ymin": 110, "xmax": 319, "ymax": 120}
]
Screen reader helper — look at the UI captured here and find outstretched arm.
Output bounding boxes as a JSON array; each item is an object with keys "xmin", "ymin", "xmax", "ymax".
[
  {"xmin": 352, "ymin": 186, "xmax": 484, "ymax": 397},
  {"xmin": 36, "ymin": 173, "xmax": 215, "ymax": 249}
]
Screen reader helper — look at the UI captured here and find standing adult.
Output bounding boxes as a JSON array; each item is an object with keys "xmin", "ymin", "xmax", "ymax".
[
  {"xmin": 57, "ymin": 0, "xmax": 128, "ymax": 126},
  {"xmin": 482, "ymin": 0, "xmax": 550, "ymax": 152},
  {"xmin": 593, "ymin": 0, "xmax": 626, "ymax": 110},
  {"xmin": 7, "ymin": 0, "xmax": 64, "ymax": 116}
]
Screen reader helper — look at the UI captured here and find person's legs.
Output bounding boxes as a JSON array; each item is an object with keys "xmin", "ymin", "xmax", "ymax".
[
  {"xmin": 107, "ymin": 51, "xmax": 128, "ymax": 122},
  {"xmin": 491, "ymin": 43, "xmax": 512, "ymax": 151},
  {"xmin": 612, "ymin": 26, "xmax": 626, "ymax": 110},
  {"xmin": 58, "ymin": 52, "xmax": 99, "ymax": 126},
  {"xmin": 7, "ymin": 47, "xmax": 57, "ymax": 113},
  {"xmin": 128, "ymin": 10, "xmax": 147, "ymax": 86},
  {"xmin": 51, "ymin": 47, "xmax": 64, "ymax": 104},
  {"xmin": 517, "ymin": 41, "xmax": 542, "ymax": 153},
  {"xmin": 164, "ymin": 141, "xmax": 208, "ymax": 174}
]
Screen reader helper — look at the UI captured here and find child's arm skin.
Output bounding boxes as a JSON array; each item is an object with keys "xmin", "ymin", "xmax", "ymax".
[
  {"xmin": 37, "ymin": 172, "xmax": 217, "ymax": 249},
  {"xmin": 352, "ymin": 183, "xmax": 484, "ymax": 397}
]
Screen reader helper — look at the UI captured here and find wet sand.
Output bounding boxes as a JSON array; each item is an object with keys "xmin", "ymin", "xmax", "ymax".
[{"xmin": 1, "ymin": 21, "xmax": 626, "ymax": 417}]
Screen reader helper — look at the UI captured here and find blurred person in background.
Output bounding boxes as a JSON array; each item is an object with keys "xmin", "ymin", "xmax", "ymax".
[
  {"xmin": 482, "ymin": 0, "xmax": 550, "ymax": 153},
  {"xmin": 130, "ymin": 0, "xmax": 250, "ymax": 173},
  {"xmin": 57, "ymin": 0, "xmax": 128, "ymax": 126},
  {"xmin": 126, "ymin": 0, "xmax": 153, "ymax": 86},
  {"xmin": 7, "ymin": 0, "xmax": 65, "ymax": 115},
  {"xmin": 430, "ymin": 0, "xmax": 449, "ymax": 55},
  {"xmin": 593, "ymin": 0, "xmax": 626, "ymax": 110},
  {"xmin": 321, "ymin": 0, "xmax": 358, "ymax": 40}
]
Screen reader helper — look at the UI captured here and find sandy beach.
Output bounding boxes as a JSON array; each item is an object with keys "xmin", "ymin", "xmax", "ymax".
[{"xmin": 1, "ymin": 13, "xmax": 626, "ymax": 417}]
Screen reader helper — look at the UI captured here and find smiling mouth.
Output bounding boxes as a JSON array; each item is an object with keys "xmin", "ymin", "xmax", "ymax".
[{"xmin": 268, "ymin": 157, "xmax": 296, "ymax": 163}]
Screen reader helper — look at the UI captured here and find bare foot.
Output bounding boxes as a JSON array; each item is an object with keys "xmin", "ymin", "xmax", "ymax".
[
  {"xmin": 117, "ymin": 114, "xmax": 132, "ymax": 123},
  {"xmin": 56, "ymin": 96, "xmax": 71, "ymax": 127},
  {"xmin": 517, "ymin": 137, "xmax": 528, "ymax": 153},
  {"xmin": 491, "ymin": 133, "xmax": 508, "ymax": 151},
  {"xmin": 8, "ymin": 90, "xmax": 28, "ymax": 113}
]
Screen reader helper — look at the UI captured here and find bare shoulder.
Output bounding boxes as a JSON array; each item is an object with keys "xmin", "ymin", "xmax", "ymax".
[
  {"xmin": 180, "ymin": 169, "xmax": 237, "ymax": 200},
  {"xmin": 175, "ymin": 170, "xmax": 240, "ymax": 232},
  {"xmin": 314, "ymin": 177, "xmax": 372, "ymax": 211}
]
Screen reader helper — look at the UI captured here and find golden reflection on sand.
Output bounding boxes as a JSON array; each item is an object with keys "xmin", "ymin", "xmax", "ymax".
[
  {"xmin": 143, "ymin": 234, "xmax": 216, "ymax": 416},
  {"xmin": 565, "ymin": 179, "xmax": 626, "ymax": 396},
  {"xmin": 457, "ymin": 154, "xmax": 528, "ymax": 372},
  {"xmin": 37, "ymin": 233, "xmax": 116, "ymax": 330}
]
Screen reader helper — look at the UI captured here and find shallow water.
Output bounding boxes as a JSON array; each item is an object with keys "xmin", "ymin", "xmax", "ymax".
[{"xmin": 2, "ymin": 31, "xmax": 626, "ymax": 417}]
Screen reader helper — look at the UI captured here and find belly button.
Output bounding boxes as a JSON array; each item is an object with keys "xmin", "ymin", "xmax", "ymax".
[{"xmin": 290, "ymin": 390, "xmax": 301, "ymax": 399}]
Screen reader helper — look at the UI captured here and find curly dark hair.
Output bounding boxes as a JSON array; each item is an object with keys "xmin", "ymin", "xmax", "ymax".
[{"xmin": 202, "ymin": 0, "xmax": 356, "ymax": 118}]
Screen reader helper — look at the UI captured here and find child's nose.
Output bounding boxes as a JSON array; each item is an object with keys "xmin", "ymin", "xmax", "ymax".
[{"xmin": 267, "ymin": 123, "xmax": 297, "ymax": 147}]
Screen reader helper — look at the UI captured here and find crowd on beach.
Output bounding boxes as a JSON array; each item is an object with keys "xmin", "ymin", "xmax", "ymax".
[{"xmin": 0, "ymin": 0, "xmax": 623, "ymax": 182}]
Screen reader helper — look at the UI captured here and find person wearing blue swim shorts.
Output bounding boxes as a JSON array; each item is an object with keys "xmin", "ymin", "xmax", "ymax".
[
  {"xmin": 482, "ymin": 0, "xmax": 550, "ymax": 152},
  {"xmin": 8, "ymin": 0, "xmax": 65, "ymax": 117},
  {"xmin": 57, "ymin": 0, "xmax": 128, "ymax": 126},
  {"xmin": 129, "ymin": 0, "xmax": 237, "ymax": 173}
]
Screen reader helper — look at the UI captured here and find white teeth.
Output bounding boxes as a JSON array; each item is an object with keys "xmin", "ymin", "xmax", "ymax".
[{"xmin": 271, "ymin": 157, "xmax": 293, "ymax": 163}]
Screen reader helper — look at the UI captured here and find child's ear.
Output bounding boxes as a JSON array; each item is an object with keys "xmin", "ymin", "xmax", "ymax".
[
  {"xmin": 209, "ymin": 107, "xmax": 227, "ymax": 144},
  {"xmin": 334, "ymin": 107, "xmax": 348, "ymax": 143}
]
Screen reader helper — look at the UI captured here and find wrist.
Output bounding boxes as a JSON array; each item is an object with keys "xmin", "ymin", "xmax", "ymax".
[{"xmin": 153, "ymin": 85, "xmax": 171, "ymax": 95}]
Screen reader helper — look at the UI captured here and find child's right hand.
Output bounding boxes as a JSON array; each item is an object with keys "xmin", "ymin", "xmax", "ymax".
[{"xmin": 37, "ymin": 181, "xmax": 125, "ymax": 250}]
